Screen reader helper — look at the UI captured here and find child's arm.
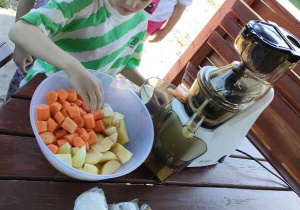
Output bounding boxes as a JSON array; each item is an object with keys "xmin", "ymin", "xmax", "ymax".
[
  {"xmin": 121, "ymin": 69, "xmax": 145, "ymax": 87},
  {"xmin": 14, "ymin": 0, "xmax": 36, "ymax": 74},
  {"xmin": 9, "ymin": 20, "xmax": 103, "ymax": 111},
  {"xmin": 149, "ymin": 2, "xmax": 186, "ymax": 42}
]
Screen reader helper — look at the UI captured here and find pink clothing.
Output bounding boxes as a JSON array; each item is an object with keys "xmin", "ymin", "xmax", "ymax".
[{"xmin": 147, "ymin": 20, "xmax": 166, "ymax": 34}]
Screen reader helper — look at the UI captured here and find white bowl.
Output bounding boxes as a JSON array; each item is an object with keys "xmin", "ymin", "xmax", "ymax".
[{"xmin": 30, "ymin": 71, "xmax": 154, "ymax": 181}]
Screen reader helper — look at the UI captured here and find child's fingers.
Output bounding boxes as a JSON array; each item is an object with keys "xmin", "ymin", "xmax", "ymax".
[
  {"xmin": 95, "ymin": 82, "xmax": 103, "ymax": 110},
  {"xmin": 77, "ymin": 90, "xmax": 90, "ymax": 110},
  {"xmin": 88, "ymin": 90, "xmax": 97, "ymax": 112}
]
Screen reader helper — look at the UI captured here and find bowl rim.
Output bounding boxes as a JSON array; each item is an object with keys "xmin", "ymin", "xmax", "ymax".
[{"xmin": 30, "ymin": 71, "xmax": 154, "ymax": 180}]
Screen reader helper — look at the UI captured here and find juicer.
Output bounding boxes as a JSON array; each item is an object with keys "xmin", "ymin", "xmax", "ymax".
[{"xmin": 141, "ymin": 20, "xmax": 300, "ymax": 181}]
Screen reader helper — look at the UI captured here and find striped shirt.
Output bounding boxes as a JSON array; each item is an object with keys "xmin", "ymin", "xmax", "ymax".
[{"xmin": 20, "ymin": 0, "xmax": 147, "ymax": 85}]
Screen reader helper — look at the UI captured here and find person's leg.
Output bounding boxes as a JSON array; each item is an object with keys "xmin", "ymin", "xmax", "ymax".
[{"xmin": 6, "ymin": 68, "xmax": 25, "ymax": 101}]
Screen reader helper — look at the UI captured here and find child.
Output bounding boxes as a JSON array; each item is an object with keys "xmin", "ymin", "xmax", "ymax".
[
  {"xmin": 8, "ymin": 0, "xmax": 152, "ymax": 111},
  {"xmin": 145, "ymin": 0, "xmax": 193, "ymax": 42}
]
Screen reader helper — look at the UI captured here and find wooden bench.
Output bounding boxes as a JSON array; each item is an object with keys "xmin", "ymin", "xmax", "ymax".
[
  {"xmin": 0, "ymin": 42, "xmax": 13, "ymax": 68},
  {"xmin": 163, "ymin": 0, "xmax": 300, "ymax": 194}
]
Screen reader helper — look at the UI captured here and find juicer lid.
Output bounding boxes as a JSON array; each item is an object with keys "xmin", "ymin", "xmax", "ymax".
[{"xmin": 245, "ymin": 20, "xmax": 300, "ymax": 63}]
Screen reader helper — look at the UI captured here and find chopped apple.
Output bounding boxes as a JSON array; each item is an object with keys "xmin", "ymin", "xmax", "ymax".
[
  {"xmin": 103, "ymin": 106, "xmax": 114, "ymax": 117},
  {"xmin": 99, "ymin": 151, "xmax": 118, "ymax": 163},
  {"xmin": 72, "ymin": 146, "xmax": 86, "ymax": 168},
  {"xmin": 112, "ymin": 112, "xmax": 124, "ymax": 125},
  {"xmin": 111, "ymin": 143, "xmax": 132, "ymax": 164},
  {"xmin": 91, "ymin": 137, "xmax": 113, "ymax": 153},
  {"xmin": 103, "ymin": 126, "xmax": 117, "ymax": 136},
  {"xmin": 100, "ymin": 160, "xmax": 120, "ymax": 175},
  {"xmin": 85, "ymin": 150, "xmax": 103, "ymax": 164},
  {"xmin": 116, "ymin": 119, "xmax": 129, "ymax": 144},
  {"xmin": 58, "ymin": 142, "xmax": 72, "ymax": 155},
  {"xmin": 55, "ymin": 154, "xmax": 72, "ymax": 167},
  {"xmin": 108, "ymin": 133, "xmax": 118, "ymax": 146},
  {"xmin": 82, "ymin": 164, "xmax": 98, "ymax": 175},
  {"xmin": 72, "ymin": 147, "xmax": 80, "ymax": 156},
  {"xmin": 103, "ymin": 117, "xmax": 112, "ymax": 127}
]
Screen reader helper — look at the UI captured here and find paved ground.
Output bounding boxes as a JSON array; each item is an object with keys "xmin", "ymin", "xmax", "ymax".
[{"xmin": 0, "ymin": 0, "xmax": 224, "ymax": 105}]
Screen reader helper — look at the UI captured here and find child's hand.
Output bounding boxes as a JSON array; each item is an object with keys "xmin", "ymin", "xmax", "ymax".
[
  {"xmin": 66, "ymin": 64, "xmax": 103, "ymax": 112},
  {"xmin": 13, "ymin": 45, "xmax": 33, "ymax": 74},
  {"xmin": 149, "ymin": 29, "xmax": 168, "ymax": 43}
]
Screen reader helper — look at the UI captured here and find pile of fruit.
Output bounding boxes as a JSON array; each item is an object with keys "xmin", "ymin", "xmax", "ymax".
[{"xmin": 35, "ymin": 89, "xmax": 132, "ymax": 175}]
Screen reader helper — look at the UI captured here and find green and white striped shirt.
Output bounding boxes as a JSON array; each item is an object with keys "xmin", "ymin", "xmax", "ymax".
[{"xmin": 20, "ymin": 0, "xmax": 147, "ymax": 85}]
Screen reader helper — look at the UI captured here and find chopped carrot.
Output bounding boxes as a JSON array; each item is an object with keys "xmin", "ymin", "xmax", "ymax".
[
  {"xmin": 50, "ymin": 102, "xmax": 62, "ymax": 116},
  {"xmin": 35, "ymin": 121, "xmax": 47, "ymax": 133},
  {"xmin": 47, "ymin": 144, "xmax": 59, "ymax": 154},
  {"xmin": 54, "ymin": 129, "xmax": 67, "ymax": 139},
  {"xmin": 57, "ymin": 89, "xmax": 68, "ymax": 103},
  {"xmin": 70, "ymin": 103, "xmax": 77, "ymax": 107},
  {"xmin": 79, "ymin": 128, "xmax": 89, "ymax": 142},
  {"xmin": 80, "ymin": 108, "xmax": 87, "ymax": 118},
  {"xmin": 77, "ymin": 94, "xmax": 83, "ymax": 101},
  {"xmin": 47, "ymin": 118, "xmax": 58, "ymax": 133},
  {"xmin": 61, "ymin": 109, "xmax": 70, "ymax": 118},
  {"xmin": 93, "ymin": 109, "xmax": 104, "ymax": 120},
  {"xmin": 73, "ymin": 137, "xmax": 86, "ymax": 148},
  {"xmin": 61, "ymin": 117, "xmax": 78, "ymax": 133},
  {"xmin": 66, "ymin": 88, "xmax": 77, "ymax": 102},
  {"xmin": 62, "ymin": 101, "xmax": 71, "ymax": 109},
  {"xmin": 57, "ymin": 139, "xmax": 69, "ymax": 147},
  {"xmin": 54, "ymin": 112, "xmax": 66, "ymax": 125},
  {"xmin": 40, "ymin": 132, "xmax": 56, "ymax": 145},
  {"xmin": 36, "ymin": 104, "xmax": 50, "ymax": 121},
  {"xmin": 75, "ymin": 128, "xmax": 81, "ymax": 134},
  {"xmin": 86, "ymin": 129, "xmax": 93, "ymax": 133},
  {"xmin": 93, "ymin": 120, "xmax": 105, "ymax": 132},
  {"xmin": 64, "ymin": 133, "xmax": 78, "ymax": 144},
  {"xmin": 73, "ymin": 116, "xmax": 85, "ymax": 128},
  {"xmin": 45, "ymin": 91, "xmax": 58, "ymax": 105},
  {"xmin": 84, "ymin": 114, "xmax": 95, "ymax": 129},
  {"xmin": 75, "ymin": 99, "xmax": 83, "ymax": 107},
  {"xmin": 67, "ymin": 106, "xmax": 80, "ymax": 118},
  {"xmin": 88, "ymin": 131, "xmax": 97, "ymax": 145}
]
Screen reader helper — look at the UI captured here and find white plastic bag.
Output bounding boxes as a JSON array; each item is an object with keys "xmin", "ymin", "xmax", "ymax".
[
  {"xmin": 74, "ymin": 187, "xmax": 108, "ymax": 210},
  {"xmin": 74, "ymin": 187, "xmax": 152, "ymax": 210}
]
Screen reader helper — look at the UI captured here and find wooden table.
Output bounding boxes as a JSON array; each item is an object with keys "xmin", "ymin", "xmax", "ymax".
[{"xmin": 0, "ymin": 74, "xmax": 299, "ymax": 210}]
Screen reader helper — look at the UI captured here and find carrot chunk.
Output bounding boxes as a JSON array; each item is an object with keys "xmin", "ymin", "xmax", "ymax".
[
  {"xmin": 73, "ymin": 116, "xmax": 85, "ymax": 128},
  {"xmin": 88, "ymin": 131, "xmax": 97, "ymax": 145},
  {"xmin": 40, "ymin": 132, "xmax": 56, "ymax": 145},
  {"xmin": 64, "ymin": 133, "xmax": 78, "ymax": 145},
  {"xmin": 57, "ymin": 89, "xmax": 68, "ymax": 103},
  {"xmin": 93, "ymin": 120, "xmax": 105, "ymax": 132},
  {"xmin": 62, "ymin": 101, "xmax": 71, "ymax": 109},
  {"xmin": 47, "ymin": 144, "xmax": 58, "ymax": 154},
  {"xmin": 75, "ymin": 99, "xmax": 83, "ymax": 107},
  {"xmin": 36, "ymin": 104, "xmax": 50, "ymax": 121},
  {"xmin": 47, "ymin": 118, "xmax": 58, "ymax": 133},
  {"xmin": 61, "ymin": 117, "xmax": 78, "ymax": 133},
  {"xmin": 45, "ymin": 91, "xmax": 58, "ymax": 105},
  {"xmin": 35, "ymin": 121, "xmax": 47, "ymax": 133},
  {"xmin": 84, "ymin": 114, "xmax": 95, "ymax": 129},
  {"xmin": 80, "ymin": 108, "xmax": 87, "ymax": 118},
  {"xmin": 50, "ymin": 102, "xmax": 62, "ymax": 116},
  {"xmin": 79, "ymin": 128, "xmax": 89, "ymax": 142},
  {"xmin": 57, "ymin": 139, "xmax": 69, "ymax": 147},
  {"xmin": 73, "ymin": 137, "xmax": 86, "ymax": 148},
  {"xmin": 67, "ymin": 106, "xmax": 80, "ymax": 118},
  {"xmin": 54, "ymin": 112, "xmax": 66, "ymax": 125},
  {"xmin": 54, "ymin": 129, "xmax": 67, "ymax": 139},
  {"xmin": 66, "ymin": 88, "xmax": 77, "ymax": 102},
  {"xmin": 93, "ymin": 109, "xmax": 104, "ymax": 120}
]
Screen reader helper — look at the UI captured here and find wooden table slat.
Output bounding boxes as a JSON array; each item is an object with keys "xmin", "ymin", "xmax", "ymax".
[
  {"xmin": 0, "ymin": 134, "xmax": 286, "ymax": 189},
  {"xmin": 1, "ymin": 180, "xmax": 299, "ymax": 210}
]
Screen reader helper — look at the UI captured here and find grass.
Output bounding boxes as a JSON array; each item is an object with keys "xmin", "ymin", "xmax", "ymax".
[
  {"xmin": 288, "ymin": 0, "xmax": 300, "ymax": 10},
  {"xmin": 0, "ymin": 0, "xmax": 9, "ymax": 8}
]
